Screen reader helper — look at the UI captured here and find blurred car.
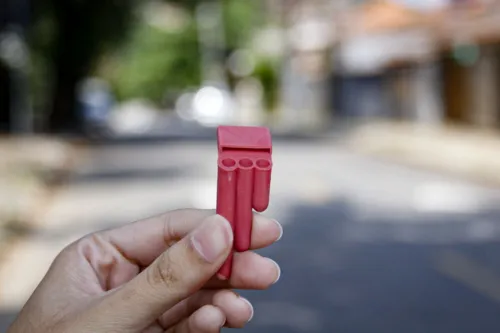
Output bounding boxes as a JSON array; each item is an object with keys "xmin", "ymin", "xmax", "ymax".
[{"xmin": 77, "ymin": 77, "xmax": 115, "ymax": 137}]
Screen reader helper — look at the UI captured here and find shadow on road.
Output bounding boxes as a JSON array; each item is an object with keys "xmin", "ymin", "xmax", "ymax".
[
  {"xmin": 70, "ymin": 166, "xmax": 192, "ymax": 184},
  {"xmin": 237, "ymin": 198, "xmax": 500, "ymax": 333}
]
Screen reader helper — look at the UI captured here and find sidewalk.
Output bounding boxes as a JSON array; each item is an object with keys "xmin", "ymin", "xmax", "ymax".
[
  {"xmin": 344, "ymin": 121, "xmax": 500, "ymax": 187},
  {"xmin": 0, "ymin": 136, "xmax": 77, "ymax": 261}
]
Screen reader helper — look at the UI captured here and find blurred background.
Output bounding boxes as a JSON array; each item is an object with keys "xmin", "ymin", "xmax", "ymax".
[{"xmin": 4, "ymin": 0, "xmax": 500, "ymax": 331}]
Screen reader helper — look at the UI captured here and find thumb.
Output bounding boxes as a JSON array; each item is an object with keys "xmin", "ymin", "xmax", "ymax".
[{"xmin": 91, "ymin": 215, "xmax": 233, "ymax": 331}]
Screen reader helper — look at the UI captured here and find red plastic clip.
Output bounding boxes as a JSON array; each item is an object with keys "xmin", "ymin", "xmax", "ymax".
[{"xmin": 216, "ymin": 126, "xmax": 273, "ymax": 279}]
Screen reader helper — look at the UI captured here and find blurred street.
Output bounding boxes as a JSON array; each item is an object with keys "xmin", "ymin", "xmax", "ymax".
[
  {"xmin": 3, "ymin": 134, "xmax": 500, "ymax": 331},
  {"xmin": 5, "ymin": 0, "xmax": 500, "ymax": 331}
]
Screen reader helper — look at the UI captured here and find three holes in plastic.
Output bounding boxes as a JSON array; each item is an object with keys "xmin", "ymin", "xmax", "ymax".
[{"xmin": 222, "ymin": 158, "xmax": 271, "ymax": 169}]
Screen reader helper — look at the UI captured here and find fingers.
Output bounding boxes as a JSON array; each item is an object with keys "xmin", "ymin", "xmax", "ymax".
[
  {"xmin": 250, "ymin": 214, "xmax": 283, "ymax": 248},
  {"xmin": 164, "ymin": 305, "xmax": 226, "ymax": 333},
  {"xmin": 100, "ymin": 209, "xmax": 212, "ymax": 267},
  {"xmin": 206, "ymin": 251, "xmax": 281, "ymax": 290},
  {"xmin": 99, "ymin": 209, "xmax": 282, "ymax": 267},
  {"xmin": 91, "ymin": 215, "xmax": 233, "ymax": 331},
  {"xmin": 159, "ymin": 290, "xmax": 253, "ymax": 329}
]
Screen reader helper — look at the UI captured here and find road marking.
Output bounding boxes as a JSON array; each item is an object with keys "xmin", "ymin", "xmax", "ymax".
[{"xmin": 434, "ymin": 250, "xmax": 500, "ymax": 303}]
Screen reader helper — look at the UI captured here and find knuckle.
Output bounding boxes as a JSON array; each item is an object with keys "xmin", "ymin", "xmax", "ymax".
[
  {"xmin": 147, "ymin": 251, "xmax": 180, "ymax": 289},
  {"xmin": 163, "ymin": 214, "xmax": 178, "ymax": 247}
]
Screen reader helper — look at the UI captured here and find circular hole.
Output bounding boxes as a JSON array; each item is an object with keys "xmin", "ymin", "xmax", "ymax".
[
  {"xmin": 239, "ymin": 158, "xmax": 253, "ymax": 168},
  {"xmin": 256, "ymin": 159, "xmax": 271, "ymax": 168},
  {"xmin": 222, "ymin": 158, "xmax": 236, "ymax": 168}
]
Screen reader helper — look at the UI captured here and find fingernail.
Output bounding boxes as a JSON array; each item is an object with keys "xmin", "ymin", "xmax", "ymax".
[
  {"xmin": 268, "ymin": 258, "xmax": 281, "ymax": 284},
  {"xmin": 191, "ymin": 215, "xmax": 232, "ymax": 263},
  {"xmin": 273, "ymin": 219, "xmax": 283, "ymax": 241},
  {"xmin": 239, "ymin": 297, "xmax": 254, "ymax": 323}
]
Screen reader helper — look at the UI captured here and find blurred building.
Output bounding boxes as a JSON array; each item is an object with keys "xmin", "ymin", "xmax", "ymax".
[
  {"xmin": 332, "ymin": 0, "xmax": 500, "ymax": 128},
  {"xmin": 270, "ymin": 0, "xmax": 500, "ymax": 132},
  {"xmin": 272, "ymin": 0, "xmax": 335, "ymax": 132}
]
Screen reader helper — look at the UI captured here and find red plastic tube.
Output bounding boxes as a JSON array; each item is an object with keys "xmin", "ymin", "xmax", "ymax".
[
  {"xmin": 234, "ymin": 158, "xmax": 254, "ymax": 252},
  {"xmin": 216, "ymin": 126, "xmax": 273, "ymax": 280},
  {"xmin": 216, "ymin": 158, "xmax": 237, "ymax": 278},
  {"xmin": 253, "ymin": 158, "xmax": 272, "ymax": 212}
]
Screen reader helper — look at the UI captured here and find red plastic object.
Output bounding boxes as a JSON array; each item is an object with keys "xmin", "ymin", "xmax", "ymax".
[{"xmin": 216, "ymin": 126, "xmax": 273, "ymax": 279}]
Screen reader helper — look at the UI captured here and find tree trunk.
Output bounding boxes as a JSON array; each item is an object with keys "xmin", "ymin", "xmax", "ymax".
[
  {"xmin": 46, "ymin": 0, "xmax": 92, "ymax": 133},
  {"xmin": 48, "ymin": 75, "xmax": 81, "ymax": 133},
  {"xmin": 0, "ymin": 63, "xmax": 11, "ymax": 133}
]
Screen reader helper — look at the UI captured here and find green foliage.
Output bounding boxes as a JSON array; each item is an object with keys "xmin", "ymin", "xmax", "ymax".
[
  {"xmin": 102, "ymin": 20, "xmax": 201, "ymax": 104},
  {"xmin": 99, "ymin": 0, "xmax": 264, "ymax": 105},
  {"xmin": 222, "ymin": 0, "xmax": 263, "ymax": 50},
  {"xmin": 28, "ymin": 0, "xmax": 137, "ymax": 127},
  {"xmin": 252, "ymin": 57, "xmax": 280, "ymax": 112},
  {"xmin": 29, "ymin": 0, "xmax": 266, "ymax": 114}
]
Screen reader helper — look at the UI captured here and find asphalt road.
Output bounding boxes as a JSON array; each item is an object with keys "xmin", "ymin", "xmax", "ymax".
[
  {"xmin": 238, "ymin": 202, "xmax": 500, "ymax": 333},
  {"xmin": 4, "ymin": 136, "xmax": 500, "ymax": 332}
]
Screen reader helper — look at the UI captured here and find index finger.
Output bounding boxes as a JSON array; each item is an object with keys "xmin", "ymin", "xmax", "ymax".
[{"xmin": 99, "ymin": 209, "xmax": 282, "ymax": 267}]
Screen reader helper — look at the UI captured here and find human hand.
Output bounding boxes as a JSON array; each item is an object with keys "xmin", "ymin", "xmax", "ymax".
[{"xmin": 7, "ymin": 209, "xmax": 282, "ymax": 333}]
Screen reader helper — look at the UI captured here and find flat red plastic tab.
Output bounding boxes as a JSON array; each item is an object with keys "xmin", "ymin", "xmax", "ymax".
[{"xmin": 216, "ymin": 126, "xmax": 273, "ymax": 279}]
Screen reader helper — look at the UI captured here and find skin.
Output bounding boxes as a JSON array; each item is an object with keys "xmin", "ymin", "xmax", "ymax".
[{"xmin": 7, "ymin": 209, "xmax": 282, "ymax": 333}]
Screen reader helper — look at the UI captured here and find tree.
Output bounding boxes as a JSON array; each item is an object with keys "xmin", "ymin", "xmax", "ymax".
[
  {"xmin": 30, "ymin": 0, "xmax": 136, "ymax": 133},
  {"xmin": 100, "ymin": 8, "xmax": 201, "ymax": 105},
  {"xmin": 99, "ymin": 0, "xmax": 264, "ymax": 106},
  {"xmin": 29, "ymin": 0, "xmax": 264, "ymax": 132}
]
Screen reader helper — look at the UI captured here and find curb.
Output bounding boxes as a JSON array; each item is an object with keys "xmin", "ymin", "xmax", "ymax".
[
  {"xmin": 344, "ymin": 121, "xmax": 500, "ymax": 188},
  {"xmin": 0, "ymin": 137, "xmax": 84, "ymax": 268}
]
